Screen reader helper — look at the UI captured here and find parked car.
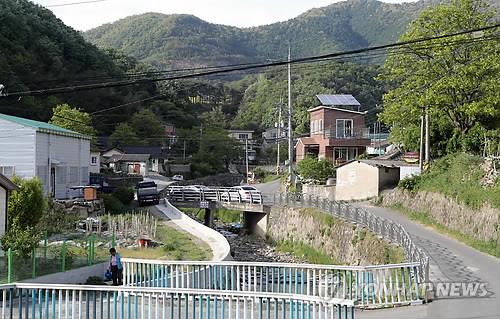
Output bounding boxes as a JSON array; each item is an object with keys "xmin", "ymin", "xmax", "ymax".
[
  {"xmin": 172, "ymin": 175, "xmax": 184, "ymax": 181},
  {"xmin": 136, "ymin": 181, "xmax": 160, "ymax": 206}
]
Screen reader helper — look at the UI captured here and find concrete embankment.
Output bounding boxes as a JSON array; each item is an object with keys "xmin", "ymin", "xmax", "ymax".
[
  {"xmin": 255, "ymin": 205, "xmax": 404, "ymax": 265},
  {"xmin": 157, "ymin": 200, "xmax": 232, "ymax": 261}
]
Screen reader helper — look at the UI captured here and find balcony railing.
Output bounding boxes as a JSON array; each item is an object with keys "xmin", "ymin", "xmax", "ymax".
[{"xmin": 322, "ymin": 127, "xmax": 369, "ymax": 139}]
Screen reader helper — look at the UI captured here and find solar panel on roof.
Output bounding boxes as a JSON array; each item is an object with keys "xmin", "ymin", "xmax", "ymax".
[{"xmin": 316, "ymin": 94, "xmax": 361, "ymax": 106}]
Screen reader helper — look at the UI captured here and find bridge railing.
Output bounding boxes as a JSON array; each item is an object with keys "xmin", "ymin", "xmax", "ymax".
[
  {"xmin": 165, "ymin": 186, "xmax": 263, "ymax": 205},
  {"xmin": 122, "ymin": 259, "xmax": 422, "ymax": 308},
  {"xmin": 0, "ymin": 283, "xmax": 354, "ymax": 319},
  {"xmin": 273, "ymin": 193, "xmax": 430, "ymax": 287}
]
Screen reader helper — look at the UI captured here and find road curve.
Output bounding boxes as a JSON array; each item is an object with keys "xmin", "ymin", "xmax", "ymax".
[{"xmin": 255, "ymin": 180, "xmax": 500, "ymax": 318}]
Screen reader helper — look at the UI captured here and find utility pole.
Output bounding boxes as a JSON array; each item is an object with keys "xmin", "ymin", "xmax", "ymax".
[
  {"xmin": 276, "ymin": 97, "xmax": 282, "ymax": 175},
  {"xmin": 199, "ymin": 124, "xmax": 203, "ymax": 152},
  {"xmin": 425, "ymin": 107, "xmax": 430, "ymax": 165},
  {"xmin": 287, "ymin": 45, "xmax": 293, "ymax": 182},
  {"xmin": 419, "ymin": 113, "xmax": 425, "ymax": 171},
  {"xmin": 245, "ymin": 139, "xmax": 249, "ymax": 184},
  {"xmin": 183, "ymin": 140, "xmax": 186, "ymax": 160}
]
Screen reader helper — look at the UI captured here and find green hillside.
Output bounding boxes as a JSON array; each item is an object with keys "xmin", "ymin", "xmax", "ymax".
[
  {"xmin": 0, "ymin": 0, "xmax": 156, "ymax": 133},
  {"xmin": 84, "ymin": 0, "xmax": 440, "ymax": 69}
]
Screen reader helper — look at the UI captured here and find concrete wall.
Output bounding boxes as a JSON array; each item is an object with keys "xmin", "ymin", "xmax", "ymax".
[
  {"xmin": 302, "ymin": 184, "xmax": 336, "ymax": 201},
  {"xmin": 336, "ymin": 161, "xmax": 379, "ymax": 200},
  {"xmin": 256, "ymin": 205, "xmax": 403, "ymax": 265},
  {"xmin": 158, "ymin": 201, "xmax": 232, "ymax": 261},
  {"xmin": 22, "ymin": 262, "xmax": 108, "ymax": 284},
  {"xmin": 400, "ymin": 166, "xmax": 421, "ymax": 180},
  {"xmin": 382, "ymin": 188, "xmax": 500, "ymax": 243}
]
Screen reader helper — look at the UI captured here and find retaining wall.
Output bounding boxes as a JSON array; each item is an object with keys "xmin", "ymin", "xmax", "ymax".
[
  {"xmin": 302, "ymin": 185, "xmax": 336, "ymax": 201},
  {"xmin": 256, "ymin": 205, "xmax": 404, "ymax": 265},
  {"xmin": 382, "ymin": 188, "xmax": 500, "ymax": 243}
]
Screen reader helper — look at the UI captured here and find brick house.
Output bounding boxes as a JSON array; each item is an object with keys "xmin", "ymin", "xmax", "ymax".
[{"xmin": 296, "ymin": 95, "xmax": 371, "ymax": 165}]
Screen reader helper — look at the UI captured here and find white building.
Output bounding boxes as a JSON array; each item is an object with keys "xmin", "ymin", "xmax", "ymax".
[
  {"xmin": 0, "ymin": 174, "xmax": 17, "ymax": 255},
  {"xmin": 89, "ymin": 151, "xmax": 101, "ymax": 174},
  {"xmin": 0, "ymin": 113, "xmax": 91, "ymax": 199}
]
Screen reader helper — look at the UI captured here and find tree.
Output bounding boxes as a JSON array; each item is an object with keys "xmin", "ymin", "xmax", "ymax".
[
  {"xmin": 49, "ymin": 104, "xmax": 97, "ymax": 139},
  {"xmin": 200, "ymin": 105, "xmax": 228, "ymax": 128},
  {"xmin": 109, "ymin": 123, "xmax": 140, "ymax": 147},
  {"xmin": 8, "ymin": 177, "xmax": 46, "ymax": 229},
  {"xmin": 297, "ymin": 157, "xmax": 335, "ymax": 184},
  {"xmin": 130, "ymin": 109, "xmax": 164, "ymax": 145},
  {"xmin": 192, "ymin": 128, "xmax": 241, "ymax": 176},
  {"xmin": 1, "ymin": 177, "xmax": 46, "ymax": 255},
  {"xmin": 379, "ymin": 0, "xmax": 500, "ymax": 155}
]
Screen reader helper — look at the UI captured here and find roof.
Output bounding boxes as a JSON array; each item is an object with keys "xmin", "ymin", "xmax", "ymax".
[
  {"xmin": 316, "ymin": 94, "xmax": 361, "ymax": 106},
  {"xmin": 0, "ymin": 174, "xmax": 18, "ymax": 191},
  {"xmin": 358, "ymin": 159, "xmax": 418, "ymax": 168},
  {"xmin": 121, "ymin": 146, "xmax": 164, "ymax": 158},
  {"xmin": 307, "ymin": 106, "xmax": 367, "ymax": 115},
  {"xmin": 0, "ymin": 113, "xmax": 90, "ymax": 140},
  {"xmin": 104, "ymin": 154, "xmax": 150, "ymax": 163}
]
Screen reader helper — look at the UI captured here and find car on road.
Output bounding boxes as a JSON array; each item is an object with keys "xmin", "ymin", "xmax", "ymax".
[
  {"xmin": 136, "ymin": 181, "xmax": 160, "ymax": 206},
  {"xmin": 222, "ymin": 185, "xmax": 262, "ymax": 203}
]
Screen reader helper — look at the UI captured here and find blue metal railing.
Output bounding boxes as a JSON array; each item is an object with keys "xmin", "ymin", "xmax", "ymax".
[{"xmin": 0, "ymin": 283, "xmax": 354, "ymax": 319}]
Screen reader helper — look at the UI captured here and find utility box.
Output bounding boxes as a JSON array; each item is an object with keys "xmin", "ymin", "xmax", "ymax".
[{"xmin": 83, "ymin": 187, "xmax": 97, "ymax": 201}]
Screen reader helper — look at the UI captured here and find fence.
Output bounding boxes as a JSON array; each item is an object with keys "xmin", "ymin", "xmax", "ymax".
[
  {"xmin": 0, "ymin": 235, "xmax": 110, "ymax": 284},
  {"xmin": 165, "ymin": 187, "xmax": 263, "ymax": 205},
  {"xmin": 272, "ymin": 193, "xmax": 430, "ymax": 286},
  {"xmin": 0, "ymin": 283, "xmax": 355, "ymax": 319},
  {"xmin": 121, "ymin": 259, "xmax": 422, "ymax": 308}
]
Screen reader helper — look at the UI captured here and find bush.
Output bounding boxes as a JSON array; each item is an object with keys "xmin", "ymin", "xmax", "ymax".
[
  {"xmin": 113, "ymin": 186, "xmax": 134, "ymax": 205},
  {"xmin": 0, "ymin": 225, "xmax": 41, "ymax": 255},
  {"xmin": 297, "ymin": 157, "xmax": 335, "ymax": 184},
  {"xmin": 101, "ymin": 194, "xmax": 126, "ymax": 214},
  {"xmin": 398, "ymin": 175, "xmax": 421, "ymax": 192}
]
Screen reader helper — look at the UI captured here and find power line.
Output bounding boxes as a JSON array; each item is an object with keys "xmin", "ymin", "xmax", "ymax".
[
  {"xmin": 2, "ymin": 23, "xmax": 498, "ymax": 98},
  {"xmin": 43, "ymin": 0, "xmax": 111, "ymax": 8}
]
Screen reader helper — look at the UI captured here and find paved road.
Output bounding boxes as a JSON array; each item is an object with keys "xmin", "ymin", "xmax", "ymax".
[
  {"xmin": 353, "ymin": 203, "xmax": 500, "ymax": 319},
  {"xmin": 254, "ymin": 181, "xmax": 500, "ymax": 318}
]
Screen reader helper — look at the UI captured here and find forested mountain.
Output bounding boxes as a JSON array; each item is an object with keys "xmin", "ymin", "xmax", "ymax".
[
  {"xmin": 0, "ymin": 0, "xmax": 159, "ymax": 133},
  {"xmin": 84, "ymin": 0, "xmax": 442, "ymax": 69}
]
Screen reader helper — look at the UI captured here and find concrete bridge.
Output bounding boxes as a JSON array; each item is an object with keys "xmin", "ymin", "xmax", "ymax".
[{"xmin": 164, "ymin": 186, "xmax": 271, "ymax": 231}]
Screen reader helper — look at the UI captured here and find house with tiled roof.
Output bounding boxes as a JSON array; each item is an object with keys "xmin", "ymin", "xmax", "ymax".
[{"xmin": 0, "ymin": 113, "xmax": 91, "ymax": 199}]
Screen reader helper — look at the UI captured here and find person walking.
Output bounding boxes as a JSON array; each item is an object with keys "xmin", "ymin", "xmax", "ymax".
[{"xmin": 109, "ymin": 248, "xmax": 123, "ymax": 286}]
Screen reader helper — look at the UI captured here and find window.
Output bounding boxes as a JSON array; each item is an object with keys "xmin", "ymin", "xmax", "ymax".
[
  {"xmin": 334, "ymin": 148, "xmax": 358, "ymax": 163},
  {"xmin": 0, "ymin": 166, "xmax": 14, "ymax": 177},
  {"xmin": 80, "ymin": 167, "xmax": 89, "ymax": 184},
  {"xmin": 238, "ymin": 133, "xmax": 249, "ymax": 140},
  {"xmin": 336, "ymin": 119, "xmax": 353, "ymax": 138},
  {"xmin": 56, "ymin": 167, "xmax": 67, "ymax": 184},
  {"xmin": 69, "ymin": 167, "xmax": 78, "ymax": 183},
  {"xmin": 91, "ymin": 156, "xmax": 98, "ymax": 165},
  {"xmin": 319, "ymin": 119, "xmax": 323, "ymax": 133}
]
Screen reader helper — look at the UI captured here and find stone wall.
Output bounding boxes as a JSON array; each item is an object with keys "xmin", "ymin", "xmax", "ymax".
[
  {"xmin": 302, "ymin": 185, "xmax": 336, "ymax": 201},
  {"xmin": 381, "ymin": 188, "xmax": 500, "ymax": 243},
  {"xmin": 258, "ymin": 206, "xmax": 403, "ymax": 265}
]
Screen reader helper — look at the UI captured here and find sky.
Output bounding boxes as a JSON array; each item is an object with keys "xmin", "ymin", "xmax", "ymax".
[{"xmin": 33, "ymin": 0, "xmax": 419, "ymax": 31}]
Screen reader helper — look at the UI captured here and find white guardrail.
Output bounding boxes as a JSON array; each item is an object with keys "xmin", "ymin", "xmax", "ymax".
[
  {"xmin": 122, "ymin": 259, "xmax": 422, "ymax": 308},
  {"xmin": 0, "ymin": 283, "xmax": 355, "ymax": 319},
  {"xmin": 165, "ymin": 186, "xmax": 263, "ymax": 205}
]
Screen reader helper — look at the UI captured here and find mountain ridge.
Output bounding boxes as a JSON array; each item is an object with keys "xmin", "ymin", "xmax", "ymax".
[{"xmin": 84, "ymin": 0, "xmax": 456, "ymax": 69}]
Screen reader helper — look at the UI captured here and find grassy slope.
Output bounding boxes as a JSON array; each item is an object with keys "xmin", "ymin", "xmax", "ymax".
[{"xmin": 416, "ymin": 153, "xmax": 500, "ymax": 209}]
